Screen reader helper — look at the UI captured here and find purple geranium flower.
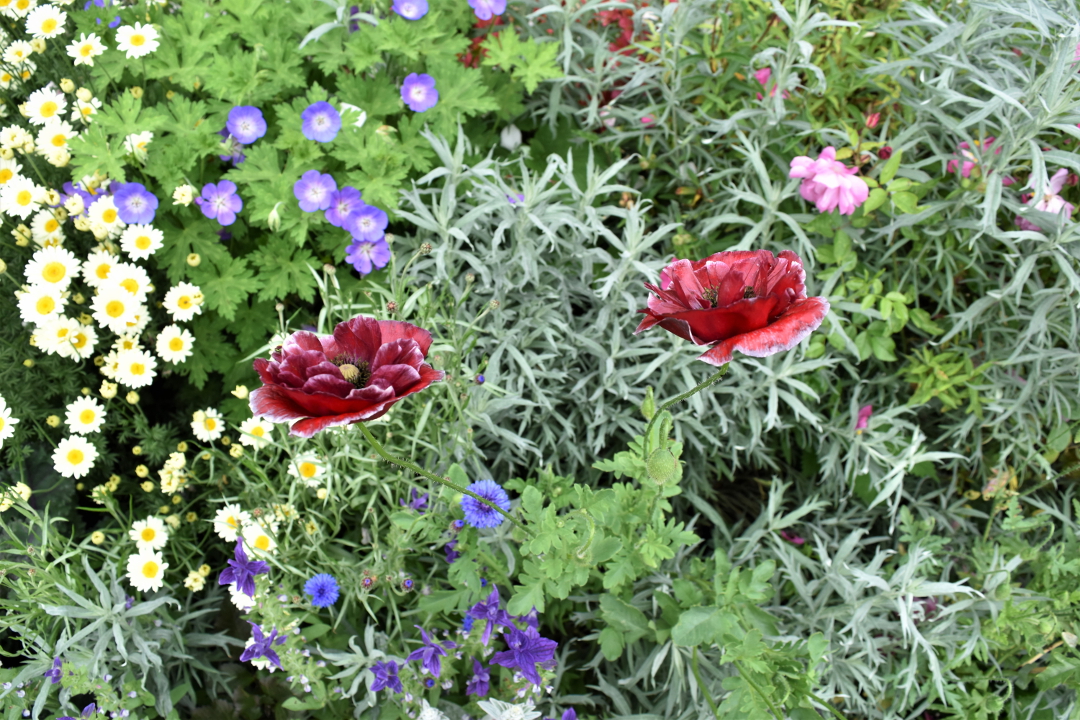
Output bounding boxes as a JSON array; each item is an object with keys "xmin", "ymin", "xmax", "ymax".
[
  {"xmin": 196, "ymin": 180, "xmax": 243, "ymax": 226},
  {"xmin": 345, "ymin": 237, "xmax": 391, "ymax": 276},
  {"xmin": 44, "ymin": 656, "xmax": 63, "ymax": 684},
  {"xmin": 461, "ymin": 479, "xmax": 512, "ymax": 529},
  {"xmin": 216, "ymin": 128, "xmax": 247, "ymax": 164},
  {"xmin": 406, "ymin": 625, "xmax": 457, "ymax": 678},
  {"xmin": 217, "ymin": 537, "xmax": 269, "ymax": 598},
  {"xmin": 466, "ymin": 658, "xmax": 490, "ymax": 697},
  {"xmin": 392, "ymin": 0, "xmax": 428, "ymax": 20},
  {"xmin": 239, "ymin": 622, "xmax": 288, "ymax": 669},
  {"xmin": 401, "ymin": 73, "xmax": 439, "ymax": 113},
  {"xmin": 400, "ymin": 488, "xmax": 428, "ymax": 512},
  {"xmin": 301, "ymin": 101, "xmax": 342, "ymax": 143},
  {"xmin": 113, "ymin": 182, "xmax": 158, "ymax": 224},
  {"xmin": 469, "ymin": 0, "xmax": 506, "ymax": 21},
  {"xmin": 345, "ymin": 204, "xmax": 388, "ymax": 242},
  {"xmin": 466, "ymin": 586, "xmax": 515, "ymax": 645},
  {"xmin": 85, "ymin": 0, "xmax": 120, "ymax": 26},
  {"xmin": 490, "ymin": 625, "xmax": 558, "ymax": 686},
  {"xmin": 227, "ymin": 106, "xmax": 267, "ymax": 144},
  {"xmin": 369, "ymin": 660, "xmax": 404, "ymax": 693},
  {"xmin": 294, "ymin": 170, "xmax": 337, "ymax": 213},
  {"xmin": 325, "ymin": 186, "xmax": 364, "ymax": 228}
]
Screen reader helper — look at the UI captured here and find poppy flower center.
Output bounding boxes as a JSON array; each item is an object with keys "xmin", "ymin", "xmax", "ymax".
[
  {"xmin": 335, "ymin": 358, "xmax": 371, "ymax": 388},
  {"xmin": 743, "ymin": 286, "xmax": 756, "ymax": 299},
  {"xmin": 702, "ymin": 288, "xmax": 719, "ymax": 307}
]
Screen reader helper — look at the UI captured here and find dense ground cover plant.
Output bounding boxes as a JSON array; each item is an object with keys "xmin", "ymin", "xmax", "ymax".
[{"xmin": 0, "ymin": 0, "xmax": 1079, "ymax": 719}]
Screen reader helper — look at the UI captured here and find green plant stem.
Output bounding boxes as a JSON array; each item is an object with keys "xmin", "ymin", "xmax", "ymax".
[
  {"xmin": 691, "ymin": 647, "xmax": 721, "ymax": 720},
  {"xmin": 643, "ymin": 365, "xmax": 728, "ymax": 456},
  {"xmin": 357, "ymin": 423, "xmax": 531, "ymax": 537},
  {"xmin": 733, "ymin": 659, "xmax": 783, "ymax": 720},
  {"xmin": 806, "ymin": 690, "xmax": 850, "ymax": 720}
]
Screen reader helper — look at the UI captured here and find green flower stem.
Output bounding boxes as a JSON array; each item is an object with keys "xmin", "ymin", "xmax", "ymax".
[
  {"xmin": 357, "ymin": 423, "xmax": 532, "ymax": 537},
  {"xmin": 733, "ymin": 659, "xmax": 783, "ymax": 720},
  {"xmin": 643, "ymin": 365, "xmax": 728, "ymax": 456},
  {"xmin": 806, "ymin": 691, "xmax": 850, "ymax": 720},
  {"xmin": 691, "ymin": 647, "xmax": 721, "ymax": 720}
]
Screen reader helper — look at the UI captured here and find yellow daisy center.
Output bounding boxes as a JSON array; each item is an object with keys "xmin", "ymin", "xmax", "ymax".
[
  {"xmin": 177, "ymin": 296, "xmax": 192, "ymax": 309},
  {"xmin": 79, "ymin": 409, "xmax": 95, "ymax": 424},
  {"xmin": 130, "ymin": 362, "xmax": 145, "ymax": 376},
  {"xmin": 72, "ymin": 332, "xmax": 87, "ymax": 349},
  {"xmin": 254, "ymin": 535, "xmax": 270, "ymax": 551},
  {"xmin": 131, "ymin": 34, "xmax": 146, "ymax": 47},
  {"xmin": 66, "ymin": 448, "xmax": 84, "ymax": 464},
  {"xmin": 141, "ymin": 560, "xmax": 159, "ymax": 578},
  {"xmin": 44, "ymin": 218, "xmax": 59, "ymax": 232},
  {"xmin": 204, "ymin": 418, "xmax": 217, "ymax": 431},
  {"xmin": 51, "ymin": 134, "xmax": 66, "ymax": 147},
  {"xmin": 102, "ymin": 208, "xmax": 117, "ymax": 223},
  {"xmin": 299, "ymin": 462, "xmax": 317, "ymax": 478},
  {"xmin": 35, "ymin": 296, "xmax": 55, "ymax": 314},
  {"xmin": 95, "ymin": 263, "xmax": 111, "ymax": 279},
  {"xmin": 55, "ymin": 327, "xmax": 70, "ymax": 339},
  {"xmin": 140, "ymin": 527, "xmax": 156, "ymax": 542},
  {"xmin": 40, "ymin": 101, "xmax": 57, "ymax": 118},
  {"xmin": 105, "ymin": 300, "xmax": 125, "ymax": 318},
  {"xmin": 120, "ymin": 278, "xmax": 139, "ymax": 294},
  {"xmin": 41, "ymin": 19, "xmax": 57, "ymax": 33},
  {"xmin": 42, "ymin": 261, "xmax": 65, "ymax": 283},
  {"xmin": 16, "ymin": 189, "xmax": 32, "ymax": 206},
  {"xmin": 168, "ymin": 337, "xmax": 184, "ymax": 351},
  {"xmin": 226, "ymin": 515, "xmax": 239, "ymax": 528},
  {"xmin": 0, "ymin": 169, "xmax": 12, "ymax": 183},
  {"xmin": 135, "ymin": 235, "xmax": 152, "ymax": 250},
  {"xmin": 80, "ymin": 44, "xmax": 93, "ymax": 57},
  {"xmin": 251, "ymin": 427, "xmax": 265, "ymax": 437}
]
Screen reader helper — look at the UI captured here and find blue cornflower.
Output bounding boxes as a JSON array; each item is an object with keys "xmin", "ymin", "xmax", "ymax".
[
  {"xmin": 461, "ymin": 479, "xmax": 512, "ymax": 529},
  {"xmin": 402, "ymin": 578, "xmax": 415, "ymax": 592},
  {"xmin": 227, "ymin": 106, "xmax": 267, "ymax": 144},
  {"xmin": 113, "ymin": 182, "xmax": 158, "ymax": 224},
  {"xmin": 400, "ymin": 488, "xmax": 428, "ymax": 512},
  {"xmin": 239, "ymin": 622, "xmax": 288, "ymax": 669},
  {"xmin": 490, "ymin": 625, "xmax": 558, "ymax": 686},
  {"xmin": 294, "ymin": 170, "xmax": 337, "ymax": 213},
  {"xmin": 401, "ymin": 73, "xmax": 438, "ymax": 113},
  {"xmin": 452, "ymin": 519, "xmax": 466, "ymax": 531},
  {"xmin": 218, "ymin": 537, "xmax": 269, "ymax": 598},
  {"xmin": 345, "ymin": 237, "xmax": 391, "ymax": 276},
  {"xmin": 469, "ymin": 0, "xmax": 506, "ymax": 21},
  {"xmin": 406, "ymin": 625, "xmax": 457, "ymax": 678},
  {"xmin": 301, "ymin": 101, "xmax": 342, "ymax": 143},
  {"xmin": 475, "ymin": 375, "xmax": 485, "ymax": 384},
  {"xmin": 195, "ymin": 180, "xmax": 243, "ymax": 226},
  {"xmin": 392, "ymin": 0, "xmax": 428, "ymax": 20},
  {"xmin": 369, "ymin": 660, "xmax": 403, "ymax": 693},
  {"xmin": 304, "ymin": 573, "xmax": 340, "ymax": 608},
  {"xmin": 466, "ymin": 658, "xmax": 490, "ymax": 697},
  {"xmin": 466, "ymin": 586, "xmax": 515, "ymax": 645},
  {"xmin": 43, "ymin": 656, "xmax": 62, "ymax": 684},
  {"xmin": 345, "ymin": 204, "xmax": 388, "ymax": 242},
  {"xmin": 325, "ymin": 186, "xmax": 364, "ymax": 228}
]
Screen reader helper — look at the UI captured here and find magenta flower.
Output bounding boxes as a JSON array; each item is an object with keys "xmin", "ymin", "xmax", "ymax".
[
  {"xmin": 301, "ymin": 101, "xmax": 342, "ymax": 143},
  {"xmin": 788, "ymin": 146, "xmax": 869, "ymax": 215},
  {"xmin": 227, "ymin": 106, "xmax": 267, "ymax": 144},
  {"xmin": 946, "ymin": 137, "xmax": 1000, "ymax": 178},
  {"xmin": 346, "ymin": 204, "xmax": 388, "ymax": 242},
  {"xmin": 855, "ymin": 404, "xmax": 873, "ymax": 433},
  {"xmin": 392, "ymin": 0, "xmax": 427, "ymax": 19},
  {"xmin": 779, "ymin": 530, "xmax": 806, "ymax": 545},
  {"xmin": 345, "ymin": 237, "xmax": 391, "ymax": 276},
  {"xmin": 469, "ymin": 0, "xmax": 506, "ymax": 20},
  {"xmin": 401, "ymin": 73, "xmax": 438, "ymax": 113},
  {"xmin": 1016, "ymin": 168, "xmax": 1076, "ymax": 232},
  {"xmin": 195, "ymin": 180, "xmax": 243, "ymax": 226},
  {"xmin": 753, "ymin": 67, "xmax": 771, "ymax": 86},
  {"xmin": 325, "ymin": 186, "xmax": 364, "ymax": 228},
  {"xmin": 294, "ymin": 170, "xmax": 337, "ymax": 213}
]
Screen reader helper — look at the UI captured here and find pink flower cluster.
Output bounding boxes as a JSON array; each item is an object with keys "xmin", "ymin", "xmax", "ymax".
[
  {"xmin": 789, "ymin": 147, "xmax": 869, "ymax": 215},
  {"xmin": 753, "ymin": 67, "xmax": 790, "ymax": 100},
  {"xmin": 946, "ymin": 137, "xmax": 1002, "ymax": 178},
  {"xmin": 1016, "ymin": 168, "xmax": 1075, "ymax": 233}
]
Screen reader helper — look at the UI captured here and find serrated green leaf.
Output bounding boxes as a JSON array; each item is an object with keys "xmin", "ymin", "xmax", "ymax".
[
  {"xmin": 248, "ymin": 237, "xmax": 319, "ymax": 302},
  {"xmin": 188, "ymin": 255, "xmax": 261, "ymax": 321},
  {"xmin": 671, "ymin": 606, "xmax": 722, "ymax": 647}
]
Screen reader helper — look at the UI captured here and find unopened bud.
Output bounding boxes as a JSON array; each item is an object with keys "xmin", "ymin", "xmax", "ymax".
[
  {"xmin": 419, "ymin": 243, "xmax": 432, "ymax": 255},
  {"xmin": 386, "ymin": 301, "xmax": 397, "ymax": 313},
  {"xmin": 646, "ymin": 448, "xmax": 678, "ymax": 485},
  {"xmin": 323, "ymin": 263, "xmax": 336, "ymax": 274},
  {"xmin": 59, "ymin": 78, "xmax": 75, "ymax": 93},
  {"xmin": 267, "ymin": 202, "xmax": 282, "ymax": 232},
  {"xmin": 186, "ymin": 253, "xmax": 201, "ymax": 267},
  {"xmin": 489, "ymin": 300, "xmax": 500, "ymax": 309},
  {"xmin": 465, "ymin": 273, "xmax": 475, "ymax": 283},
  {"xmin": 130, "ymin": 86, "xmax": 144, "ymax": 99},
  {"xmin": 76, "ymin": 87, "xmax": 93, "ymax": 102},
  {"xmin": 29, "ymin": 38, "xmax": 46, "ymax": 53}
]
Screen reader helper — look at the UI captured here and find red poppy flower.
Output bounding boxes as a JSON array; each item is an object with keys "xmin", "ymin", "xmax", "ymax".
[
  {"xmin": 634, "ymin": 249, "xmax": 829, "ymax": 366},
  {"xmin": 250, "ymin": 316, "xmax": 444, "ymax": 438}
]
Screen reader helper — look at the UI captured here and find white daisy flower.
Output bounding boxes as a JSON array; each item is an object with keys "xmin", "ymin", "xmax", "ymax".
[
  {"xmin": 62, "ymin": 322, "xmax": 96, "ymax": 360},
  {"xmin": 34, "ymin": 315, "xmax": 78, "ymax": 355},
  {"xmin": 25, "ymin": 4, "xmax": 65, "ymax": 38},
  {"xmin": 229, "ymin": 583, "xmax": 257, "ymax": 611},
  {"xmin": 35, "ymin": 118, "xmax": 76, "ymax": 158},
  {"xmin": 129, "ymin": 515, "xmax": 168, "ymax": 552},
  {"xmin": 112, "ymin": 333, "xmax": 141, "ymax": 353},
  {"xmin": 155, "ymin": 325, "xmax": 194, "ymax": 364},
  {"xmin": 23, "ymin": 245, "xmax": 78, "ymax": 290},
  {"xmin": 2, "ymin": 41, "xmax": 33, "ymax": 65},
  {"xmin": 237, "ymin": 417, "xmax": 273, "ymax": 449},
  {"xmin": 241, "ymin": 522, "xmax": 276, "ymax": 556},
  {"xmin": 125, "ymin": 550, "xmax": 167, "ymax": 593},
  {"xmin": 86, "ymin": 195, "xmax": 124, "ymax": 238},
  {"xmin": 108, "ymin": 262, "xmax": 152, "ymax": 301},
  {"xmin": 0, "ymin": 396, "xmax": 19, "ymax": 449},
  {"xmin": 0, "ymin": 156, "xmax": 23, "ymax": 186},
  {"xmin": 115, "ymin": 22, "xmax": 159, "ymax": 59},
  {"xmin": 16, "ymin": 283, "xmax": 64, "ymax": 324},
  {"xmin": 120, "ymin": 306, "xmax": 150, "ymax": 336},
  {"xmin": 162, "ymin": 282, "xmax": 204, "ymax": 322},
  {"xmin": 9, "ymin": 0, "xmax": 37, "ymax": 19},
  {"xmin": 123, "ymin": 131, "xmax": 152, "ymax": 162},
  {"xmin": 64, "ymin": 396, "xmax": 106, "ymax": 434},
  {"xmin": 1, "ymin": 176, "xmax": 44, "ymax": 219},
  {"xmin": 191, "ymin": 407, "xmax": 223, "ymax": 443},
  {"xmin": 52, "ymin": 435, "xmax": 98, "ymax": 478},
  {"xmin": 0, "ymin": 125, "xmax": 31, "ymax": 151},
  {"xmin": 286, "ymin": 453, "xmax": 326, "ymax": 488},
  {"xmin": 99, "ymin": 350, "xmax": 119, "ymax": 380},
  {"xmin": 89, "ymin": 285, "xmax": 139, "ymax": 333},
  {"xmin": 30, "ymin": 209, "xmax": 64, "ymax": 246},
  {"xmin": 66, "ymin": 31, "xmax": 105, "ymax": 66},
  {"xmin": 113, "ymin": 348, "xmax": 157, "ymax": 389},
  {"xmin": 23, "ymin": 87, "xmax": 66, "ymax": 126},
  {"xmin": 82, "ymin": 248, "xmax": 116, "ymax": 287},
  {"xmin": 213, "ymin": 503, "xmax": 250, "ymax": 542},
  {"xmin": 118, "ymin": 224, "xmax": 163, "ymax": 260},
  {"xmin": 70, "ymin": 95, "xmax": 102, "ymax": 125}
]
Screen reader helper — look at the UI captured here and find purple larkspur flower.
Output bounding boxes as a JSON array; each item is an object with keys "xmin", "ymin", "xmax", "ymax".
[
  {"xmin": 466, "ymin": 658, "xmax": 490, "ymax": 697},
  {"xmin": 44, "ymin": 657, "xmax": 63, "ymax": 684},
  {"xmin": 113, "ymin": 182, "xmax": 158, "ymax": 224},
  {"xmin": 469, "ymin": 0, "xmax": 506, "ymax": 21},
  {"xmin": 563, "ymin": 710, "xmax": 578, "ymax": 720},
  {"xmin": 301, "ymin": 101, "xmax": 342, "ymax": 143},
  {"xmin": 461, "ymin": 479, "xmax": 512, "ymax": 529},
  {"xmin": 325, "ymin": 186, "xmax": 364, "ymax": 228},
  {"xmin": 345, "ymin": 237, "xmax": 391, "ymax": 276},
  {"xmin": 490, "ymin": 625, "xmax": 558, "ymax": 686},
  {"xmin": 348, "ymin": 5, "xmax": 361, "ymax": 32},
  {"xmin": 240, "ymin": 622, "xmax": 287, "ymax": 669},
  {"xmin": 218, "ymin": 537, "xmax": 269, "ymax": 598},
  {"xmin": 196, "ymin": 180, "xmax": 243, "ymax": 226},
  {"xmin": 227, "ymin": 106, "xmax": 267, "ymax": 144},
  {"xmin": 517, "ymin": 607, "xmax": 540, "ymax": 630},
  {"xmin": 304, "ymin": 573, "xmax": 340, "ymax": 608},
  {"xmin": 392, "ymin": 0, "xmax": 428, "ymax": 19},
  {"xmin": 401, "ymin": 73, "xmax": 438, "ymax": 113},
  {"xmin": 406, "ymin": 625, "xmax": 457, "ymax": 678},
  {"xmin": 445, "ymin": 538, "xmax": 461, "ymax": 563},
  {"xmin": 400, "ymin": 488, "xmax": 428, "ymax": 512},
  {"xmin": 294, "ymin": 170, "xmax": 337, "ymax": 213},
  {"xmin": 466, "ymin": 586, "xmax": 515, "ymax": 645},
  {"xmin": 369, "ymin": 660, "xmax": 404, "ymax": 693},
  {"xmin": 345, "ymin": 204, "xmax": 388, "ymax": 242}
]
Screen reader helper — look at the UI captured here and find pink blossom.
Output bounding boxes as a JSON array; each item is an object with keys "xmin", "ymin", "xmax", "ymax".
[
  {"xmin": 788, "ymin": 146, "xmax": 869, "ymax": 215},
  {"xmin": 1015, "ymin": 168, "xmax": 1075, "ymax": 232},
  {"xmin": 865, "ymin": 112, "xmax": 880, "ymax": 129},
  {"xmin": 946, "ymin": 137, "xmax": 1000, "ymax": 178},
  {"xmin": 641, "ymin": 114, "xmax": 655, "ymax": 125},
  {"xmin": 855, "ymin": 404, "xmax": 873, "ymax": 433},
  {"xmin": 779, "ymin": 530, "xmax": 805, "ymax": 545},
  {"xmin": 754, "ymin": 67, "xmax": 772, "ymax": 86}
]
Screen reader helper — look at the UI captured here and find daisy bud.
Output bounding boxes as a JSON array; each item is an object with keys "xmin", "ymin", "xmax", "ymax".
[
  {"xmin": 0, "ymin": 259, "xmax": 6, "ymax": 274},
  {"xmin": 172, "ymin": 494, "xmax": 182, "ymax": 505},
  {"xmin": 229, "ymin": 444, "xmax": 243, "ymax": 458},
  {"xmin": 81, "ymin": 387, "xmax": 90, "ymax": 395},
  {"xmin": 17, "ymin": 104, "xmax": 29, "ymax": 118},
  {"xmin": 135, "ymin": 465, "xmax": 149, "ymax": 478},
  {"xmin": 22, "ymin": 140, "xmax": 35, "ymax": 154},
  {"xmin": 13, "ymin": 225, "xmax": 31, "ymax": 243},
  {"xmin": 27, "ymin": 334, "xmax": 36, "ymax": 347},
  {"xmin": 126, "ymin": 391, "xmax": 140, "ymax": 404},
  {"xmin": 78, "ymin": 313, "xmax": 92, "ymax": 325},
  {"xmin": 140, "ymin": 481, "xmax": 154, "ymax": 492},
  {"xmin": 166, "ymin": 514, "xmax": 181, "ymax": 529},
  {"xmin": 100, "ymin": 381, "xmax": 117, "ymax": 399},
  {"xmin": 76, "ymin": 87, "xmax": 93, "ymax": 102},
  {"xmin": 46, "ymin": 415, "xmax": 60, "ymax": 427},
  {"xmin": 230, "ymin": 385, "xmax": 248, "ymax": 399},
  {"xmin": 0, "ymin": 148, "xmax": 11, "ymax": 160},
  {"xmin": 59, "ymin": 78, "xmax": 75, "ymax": 93},
  {"xmin": 185, "ymin": 512, "xmax": 197, "ymax": 522},
  {"xmin": 132, "ymin": 446, "xmax": 143, "ymax": 455},
  {"xmin": 186, "ymin": 253, "xmax": 200, "ymax": 267},
  {"xmin": 90, "ymin": 531, "xmax": 105, "ymax": 545},
  {"xmin": 51, "ymin": 151, "xmax": 71, "ymax": 168},
  {"xmin": 29, "ymin": 39, "xmax": 46, "ymax": 53},
  {"xmin": 158, "ymin": 505, "xmax": 170, "ymax": 514},
  {"xmin": 64, "ymin": 194, "xmax": 84, "ymax": 215},
  {"xmin": 316, "ymin": 488, "xmax": 328, "ymax": 500},
  {"xmin": 73, "ymin": 216, "xmax": 90, "ymax": 231},
  {"xmin": 198, "ymin": 563, "xmax": 211, "ymax": 576},
  {"xmin": 130, "ymin": 86, "xmax": 144, "ymax": 99},
  {"xmin": 177, "ymin": 441, "xmax": 188, "ymax": 452}
]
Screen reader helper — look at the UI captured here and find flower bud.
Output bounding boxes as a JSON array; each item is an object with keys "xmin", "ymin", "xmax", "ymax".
[
  {"xmin": 76, "ymin": 87, "xmax": 93, "ymax": 102},
  {"xmin": 130, "ymin": 86, "xmax": 144, "ymax": 99},
  {"xmin": 100, "ymin": 381, "xmax": 117, "ymax": 399},
  {"xmin": 0, "ymin": 148, "xmax": 12, "ymax": 160},
  {"xmin": 386, "ymin": 301, "xmax": 397, "ymax": 313},
  {"xmin": 186, "ymin": 253, "xmax": 201, "ymax": 267},
  {"xmin": 59, "ymin": 78, "xmax": 75, "ymax": 93},
  {"xmin": 865, "ymin": 112, "xmax": 881, "ymax": 129},
  {"xmin": 419, "ymin": 242, "xmax": 432, "ymax": 255},
  {"xmin": 132, "ymin": 445, "xmax": 143, "ymax": 456},
  {"xmin": 141, "ymin": 481, "xmax": 154, "ymax": 492},
  {"xmin": 29, "ymin": 38, "xmax": 46, "ymax": 53},
  {"xmin": 645, "ymin": 448, "xmax": 678, "ymax": 485},
  {"xmin": 126, "ymin": 391, "xmax": 140, "ymax": 404},
  {"xmin": 23, "ymin": 359, "xmax": 33, "ymax": 367},
  {"xmin": 879, "ymin": 146, "xmax": 893, "ymax": 160},
  {"xmin": 0, "ymin": 258, "xmax": 6, "ymax": 274},
  {"xmin": 231, "ymin": 385, "xmax": 249, "ymax": 400},
  {"xmin": 500, "ymin": 124, "xmax": 522, "ymax": 152},
  {"xmin": 45, "ymin": 415, "xmax": 60, "ymax": 428},
  {"xmin": 135, "ymin": 465, "xmax": 149, "ymax": 478},
  {"xmin": 90, "ymin": 531, "xmax": 105, "ymax": 545},
  {"xmin": 267, "ymin": 202, "xmax": 282, "ymax": 232}
]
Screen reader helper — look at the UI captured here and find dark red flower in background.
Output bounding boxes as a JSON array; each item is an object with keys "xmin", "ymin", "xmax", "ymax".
[
  {"xmin": 251, "ymin": 316, "xmax": 443, "ymax": 438},
  {"xmin": 635, "ymin": 250, "xmax": 829, "ymax": 366}
]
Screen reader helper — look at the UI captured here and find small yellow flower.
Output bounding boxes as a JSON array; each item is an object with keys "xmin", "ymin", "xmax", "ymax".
[
  {"xmin": 135, "ymin": 465, "xmax": 149, "ymax": 478},
  {"xmin": 304, "ymin": 520, "xmax": 318, "ymax": 535},
  {"xmin": 220, "ymin": 436, "xmax": 231, "ymax": 446},
  {"xmin": 184, "ymin": 570, "xmax": 205, "ymax": 592},
  {"xmin": 176, "ymin": 441, "xmax": 188, "ymax": 452},
  {"xmin": 230, "ymin": 385, "xmax": 249, "ymax": 399},
  {"xmin": 23, "ymin": 359, "xmax": 34, "ymax": 367},
  {"xmin": 185, "ymin": 511, "xmax": 197, "ymax": 523},
  {"xmin": 158, "ymin": 505, "xmax": 170, "ymax": 514},
  {"xmin": 171, "ymin": 494, "xmax": 182, "ymax": 505},
  {"xmin": 229, "ymin": 444, "xmax": 243, "ymax": 458},
  {"xmin": 81, "ymin": 387, "xmax": 91, "ymax": 396},
  {"xmin": 126, "ymin": 391, "xmax": 139, "ymax": 404},
  {"xmin": 130, "ymin": 86, "xmax": 144, "ymax": 99},
  {"xmin": 132, "ymin": 445, "xmax": 143, "ymax": 456},
  {"xmin": 316, "ymin": 488, "xmax": 328, "ymax": 500},
  {"xmin": 197, "ymin": 563, "xmax": 211, "ymax": 577},
  {"xmin": 90, "ymin": 530, "xmax": 105, "ymax": 545},
  {"xmin": 186, "ymin": 253, "xmax": 200, "ymax": 267},
  {"xmin": 45, "ymin": 415, "xmax": 60, "ymax": 428},
  {"xmin": 140, "ymin": 481, "xmax": 154, "ymax": 492}
]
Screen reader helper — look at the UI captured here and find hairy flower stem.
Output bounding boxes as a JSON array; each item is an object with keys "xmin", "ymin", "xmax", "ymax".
[
  {"xmin": 643, "ymin": 365, "xmax": 728, "ymax": 456},
  {"xmin": 691, "ymin": 647, "xmax": 721, "ymax": 720},
  {"xmin": 357, "ymin": 423, "xmax": 532, "ymax": 537}
]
